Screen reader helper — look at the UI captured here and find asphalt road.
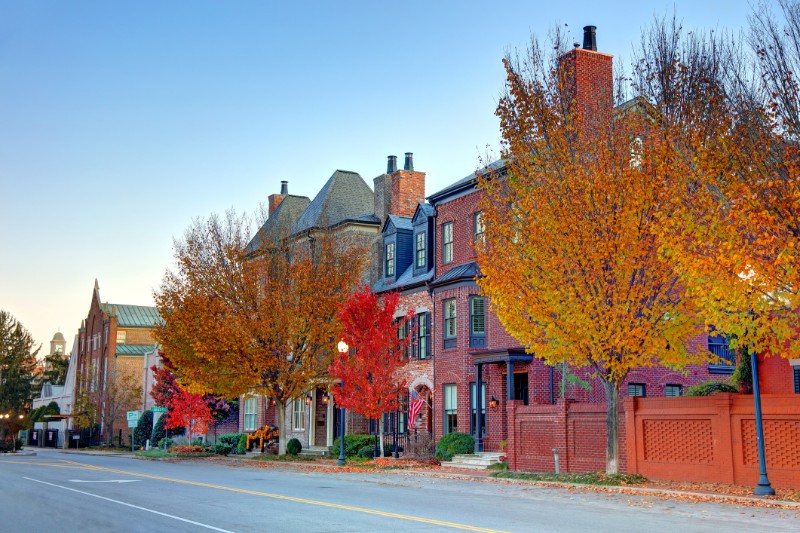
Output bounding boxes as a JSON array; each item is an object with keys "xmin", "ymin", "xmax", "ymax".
[{"xmin": 0, "ymin": 451, "xmax": 797, "ymax": 532}]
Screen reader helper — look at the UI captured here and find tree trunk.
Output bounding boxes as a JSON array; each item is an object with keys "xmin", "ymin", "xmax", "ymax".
[
  {"xmin": 277, "ymin": 400, "xmax": 287, "ymax": 455},
  {"xmin": 602, "ymin": 378, "xmax": 619, "ymax": 475},
  {"xmin": 379, "ymin": 417, "xmax": 385, "ymax": 457}
]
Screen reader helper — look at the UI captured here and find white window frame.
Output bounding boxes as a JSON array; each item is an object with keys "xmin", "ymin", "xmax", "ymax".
[
  {"xmin": 244, "ymin": 396, "xmax": 257, "ymax": 432},
  {"xmin": 292, "ymin": 398, "xmax": 305, "ymax": 430}
]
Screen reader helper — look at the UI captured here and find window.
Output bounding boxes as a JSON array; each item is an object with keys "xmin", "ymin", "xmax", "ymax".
[
  {"xmin": 415, "ymin": 232, "xmax": 426, "ymax": 269},
  {"xmin": 385, "ymin": 242, "xmax": 395, "ymax": 277},
  {"xmin": 628, "ymin": 383, "xmax": 646, "ymax": 397},
  {"xmin": 474, "ymin": 212, "xmax": 485, "ymax": 245},
  {"xmin": 383, "ymin": 393, "xmax": 408, "ymax": 435},
  {"xmin": 417, "ymin": 312, "xmax": 431, "ymax": 359},
  {"xmin": 470, "ymin": 382, "xmax": 486, "ymax": 436},
  {"xmin": 443, "ymin": 384, "xmax": 457, "ymax": 434},
  {"xmin": 665, "ymin": 384, "xmax": 682, "ymax": 397},
  {"xmin": 244, "ymin": 396, "xmax": 257, "ymax": 432},
  {"xmin": 470, "ymin": 296, "xmax": 486, "ymax": 348},
  {"xmin": 443, "ymin": 299, "xmax": 457, "ymax": 349},
  {"xmin": 292, "ymin": 398, "xmax": 305, "ymax": 430},
  {"xmin": 442, "ymin": 222, "xmax": 453, "ymax": 263},
  {"xmin": 708, "ymin": 331, "xmax": 736, "ymax": 374},
  {"xmin": 794, "ymin": 366, "xmax": 800, "ymax": 394},
  {"xmin": 116, "ymin": 331, "xmax": 126, "ymax": 344},
  {"xmin": 397, "ymin": 318, "xmax": 408, "ymax": 360}
]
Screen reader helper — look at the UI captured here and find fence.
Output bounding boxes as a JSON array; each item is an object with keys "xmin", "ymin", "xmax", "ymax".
[{"xmin": 626, "ymin": 393, "xmax": 800, "ymax": 489}]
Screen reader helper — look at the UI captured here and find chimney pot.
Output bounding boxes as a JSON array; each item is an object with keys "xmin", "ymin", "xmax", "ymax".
[
  {"xmin": 404, "ymin": 152, "xmax": 414, "ymax": 171},
  {"xmin": 583, "ymin": 25, "xmax": 597, "ymax": 51},
  {"xmin": 280, "ymin": 180, "xmax": 288, "ymax": 195},
  {"xmin": 387, "ymin": 155, "xmax": 398, "ymax": 174}
]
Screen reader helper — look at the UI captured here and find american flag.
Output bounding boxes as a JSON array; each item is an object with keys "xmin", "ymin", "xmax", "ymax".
[{"xmin": 408, "ymin": 389, "xmax": 425, "ymax": 429}]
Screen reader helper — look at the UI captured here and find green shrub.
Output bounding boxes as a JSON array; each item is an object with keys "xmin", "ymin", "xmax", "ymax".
[
  {"xmin": 0, "ymin": 439, "xmax": 23, "ymax": 452},
  {"xmin": 219, "ymin": 433, "xmax": 245, "ymax": 454},
  {"xmin": 435, "ymin": 432, "xmax": 474, "ymax": 461},
  {"xmin": 686, "ymin": 381, "xmax": 738, "ymax": 396},
  {"xmin": 151, "ymin": 413, "xmax": 167, "ymax": 445},
  {"xmin": 330, "ymin": 434, "xmax": 374, "ymax": 458},
  {"xmin": 133, "ymin": 410, "xmax": 154, "ymax": 448},
  {"xmin": 158, "ymin": 437, "xmax": 174, "ymax": 449},
  {"xmin": 213, "ymin": 443, "xmax": 233, "ymax": 455},
  {"xmin": 357, "ymin": 445, "xmax": 375, "ymax": 458},
  {"xmin": 286, "ymin": 438, "xmax": 302, "ymax": 455},
  {"xmin": 237, "ymin": 434, "xmax": 248, "ymax": 455}
]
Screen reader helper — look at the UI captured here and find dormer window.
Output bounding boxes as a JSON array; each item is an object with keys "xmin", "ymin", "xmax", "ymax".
[
  {"xmin": 415, "ymin": 232, "xmax": 426, "ymax": 269},
  {"xmin": 385, "ymin": 242, "xmax": 395, "ymax": 277}
]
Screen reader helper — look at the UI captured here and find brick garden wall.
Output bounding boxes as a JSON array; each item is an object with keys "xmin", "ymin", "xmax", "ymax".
[{"xmin": 626, "ymin": 393, "xmax": 800, "ymax": 489}]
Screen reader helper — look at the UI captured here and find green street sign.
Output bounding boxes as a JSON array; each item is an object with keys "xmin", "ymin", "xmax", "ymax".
[{"xmin": 152, "ymin": 407, "xmax": 167, "ymax": 412}]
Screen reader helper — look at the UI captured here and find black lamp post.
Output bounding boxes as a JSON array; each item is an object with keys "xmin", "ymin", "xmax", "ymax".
[
  {"xmin": 336, "ymin": 340, "xmax": 348, "ymax": 466},
  {"xmin": 750, "ymin": 348, "xmax": 775, "ymax": 496}
]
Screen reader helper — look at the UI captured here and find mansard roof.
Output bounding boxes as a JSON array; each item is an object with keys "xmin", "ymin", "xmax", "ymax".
[
  {"xmin": 293, "ymin": 170, "xmax": 378, "ymax": 233},
  {"xmin": 428, "ymin": 160, "xmax": 506, "ymax": 205}
]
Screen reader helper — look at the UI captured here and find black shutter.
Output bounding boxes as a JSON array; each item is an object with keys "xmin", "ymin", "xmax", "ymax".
[{"xmin": 794, "ymin": 366, "xmax": 800, "ymax": 394}]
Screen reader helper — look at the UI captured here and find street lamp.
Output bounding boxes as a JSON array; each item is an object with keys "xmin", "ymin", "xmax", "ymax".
[
  {"xmin": 336, "ymin": 340, "xmax": 348, "ymax": 466},
  {"xmin": 737, "ymin": 268, "xmax": 775, "ymax": 496}
]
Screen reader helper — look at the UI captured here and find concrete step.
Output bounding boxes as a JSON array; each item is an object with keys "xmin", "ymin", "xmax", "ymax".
[
  {"xmin": 300, "ymin": 446, "xmax": 328, "ymax": 457},
  {"xmin": 443, "ymin": 452, "xmax": 504, "ymax": 469}
]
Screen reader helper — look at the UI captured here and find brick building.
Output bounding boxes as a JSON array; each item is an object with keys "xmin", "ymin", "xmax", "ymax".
[
  {"xmin": 242, "ymin": 157, "xmax": 426, "ymax": 451},
  {"xmin": 425, "ymin": 28, "xmax": 730, "ymax": 454},
  {"xmin": 73, "ymin": 280, "xmax": 160, "ymax": 444}
]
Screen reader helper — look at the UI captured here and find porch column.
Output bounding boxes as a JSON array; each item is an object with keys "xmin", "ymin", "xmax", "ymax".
[
  {"xmin": 308, "ymin": 389, "xmax": 316, "ymax": 448},
  {"xmin": 326, "ymin": 393, "xmax": 334, "ymax": 447},
  {"xmin": 475, "ymin": 363, "xmax": 484, "ymax": 453},
  {"xmin": 506, "ymin": 361, "xmax": 515, "ymax": 401}
]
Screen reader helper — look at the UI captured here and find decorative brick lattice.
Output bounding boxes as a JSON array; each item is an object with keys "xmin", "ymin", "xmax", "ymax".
[
  {"xmin": 741, "ymin": 419, "xmax": 800, "ymax": 468},
  {"xmin": 643, "ymin": 419, "xmax": 714, "ymax": 464}
]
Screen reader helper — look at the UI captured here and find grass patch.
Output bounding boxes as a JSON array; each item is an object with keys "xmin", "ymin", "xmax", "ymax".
[
  {"xmin": 249, "ymin": 454, "xmax": 318, "ymax": 462},
  {"xmin": 135, "ymin": 448, "xmax": 175, "ymax": 459},
  {"xmin": 492, "ymin": 471, "xmax": 648, "ymax": 486},
  {"xmin": 487, "ymin": 462, "xmax": 509, "ymax": 471}
]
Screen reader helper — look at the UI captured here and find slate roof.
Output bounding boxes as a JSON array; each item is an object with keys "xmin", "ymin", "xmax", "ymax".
[
  {"xmin": 428, "ymin": 160, "xmax": 506, "ymax": 204},
  {"xmin": 415, "ymin": 202, "xmax": 435, "ymax": 219},
  {"xmin": 430, "ymin": 261, "xmax": 481, "ymax": 287},
  {"xmin": 247, "ymin": 194, "xmax": 311, "ymax": 252},
  {"xmin": 104, "ymin": 304, "xmax": 161, "ymax": 328},
  {"xmin": 373, "ymin": 263, "xmax": 434, "ymax": 293},
  {"xmin": 293, "ymin": 170, "xmax": 378, "ymax": 233},
  {"xmin": 385, "ymin": 214, "xmax": 413, "ymax": 233},
  {"xmin": 116, "ymin": 344, "xmax": 157, "ymax": 356}
]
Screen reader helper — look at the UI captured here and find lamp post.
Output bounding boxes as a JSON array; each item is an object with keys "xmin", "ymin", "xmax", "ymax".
[
  {"xmin": 336, "ymin": 340, "xmax": 348, "ymax": 466},
  {"xmin": 750, "ymin": 347, "xmax": 775, "ymax": 496}
]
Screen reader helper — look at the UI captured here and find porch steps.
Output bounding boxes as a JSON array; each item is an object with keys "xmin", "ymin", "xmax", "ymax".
[
  {"xmin": 299, "ymin": 446, "xmax": 329, "ymax": 458},
  {"xmin": 441, "ymin": 452, "xmax": 504, "ymax": 470}
]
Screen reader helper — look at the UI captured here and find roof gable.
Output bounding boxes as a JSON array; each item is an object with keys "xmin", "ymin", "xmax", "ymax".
[
  {"xmin": 247, "ymin": 195, "xmax": 311, "ymax": 252},
  {"xmin": 382, "ymin": 214, "xmax": 413, "ymax": 234},
  {"xmin": 412, "ymin": 202, "xmax": 434, "ymax": 226}
]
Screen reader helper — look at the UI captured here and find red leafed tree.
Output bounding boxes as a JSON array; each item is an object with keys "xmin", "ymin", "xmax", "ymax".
[
  {"xmin": 329, "ymin": 284, "xmax": 412, "ymax": 456},
  {"xmin": 165, "ymin": 389, "xmax": 214, "ymax": 440}
]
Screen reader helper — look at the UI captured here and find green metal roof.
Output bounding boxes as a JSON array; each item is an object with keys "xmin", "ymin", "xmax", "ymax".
[
  {"xmin": 116, "ymin": 344, "xmax": 156, "ymax": 356},
  {"xmin": 104, "ymin": 303, "xmax": 161, "ymax": 328}
]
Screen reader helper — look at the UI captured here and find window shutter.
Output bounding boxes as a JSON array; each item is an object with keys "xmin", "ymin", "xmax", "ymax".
[{"xmin": 794, "ymin": 366, "xmax": 800, "ymax": 394}]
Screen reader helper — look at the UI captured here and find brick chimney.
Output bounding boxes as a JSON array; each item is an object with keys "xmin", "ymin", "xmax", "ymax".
[
  {"xmin": 559, "ymin": 25, "xmax": 613, "ymax": 125},
  {"xmin": 268, "ymin": 181, "xmax": 288, "ymax": 217},
  {"xmin": 389, "ymin": 152, "xmax": 425, "ymax": 218}
]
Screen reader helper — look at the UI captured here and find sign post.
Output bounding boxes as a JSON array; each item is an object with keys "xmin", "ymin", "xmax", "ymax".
[{"xmin": 127, "ymin": 411, "xmax": 141, "ymax": 452}]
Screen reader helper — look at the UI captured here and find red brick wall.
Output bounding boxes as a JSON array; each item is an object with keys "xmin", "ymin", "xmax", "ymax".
[
  {"xmin": 758, "ymin": 353, "xmax": 796, "ymax": 394},
  {"xmin": 268, "ymin": 193, "xmax": 285, "ymax": 216},
  {"xmin": 559, "ymin": 47, "xmax": 614, "ymax": 125},
  {"xmin": 506, "ymin": 400, "xmax": 627, "ymax": 474},
  {"xmin": 626, "ymin": 394, "xmax": 800, "ymax": 489}
]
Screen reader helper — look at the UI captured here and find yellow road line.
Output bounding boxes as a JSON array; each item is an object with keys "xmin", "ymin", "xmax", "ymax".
[
  {"xmin": 0, "ymin": 460, "xmax": 90, "ymax": 470},
  {"xmin": 58, "ymin": 460, "xmax": 508, "ymax": 532}
]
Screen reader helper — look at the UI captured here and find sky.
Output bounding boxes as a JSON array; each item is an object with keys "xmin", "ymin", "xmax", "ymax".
[{"xmin": 0, "ymin": 1, "xmax": 772, "ymax": 355}]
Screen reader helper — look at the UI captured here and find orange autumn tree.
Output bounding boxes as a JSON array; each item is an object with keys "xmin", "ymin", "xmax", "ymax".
[
  {"xmin": 328, "ymin": 285, "xmax": 411, "ymax": 457},
  {"xmin": 478, "ymin": 28, "xmax": 712, "ymax": 473},
  {"xmin": 154, "ymin": 210, "xmax": 368, "ymax": 455},
  {"xmin": 654, "ymin": 4, "xmax": 800, "ymax": 363}
]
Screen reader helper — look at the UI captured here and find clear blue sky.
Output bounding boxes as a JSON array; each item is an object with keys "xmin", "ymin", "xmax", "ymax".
[{"xmin": 0, "ymin": 1, "xmax": 766, "ymax": 354}]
